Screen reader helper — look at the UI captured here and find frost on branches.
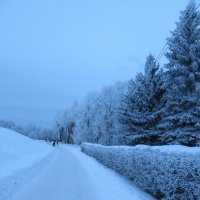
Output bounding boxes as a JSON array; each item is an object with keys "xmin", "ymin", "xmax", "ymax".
[
  {"xmin": 158, "ymin": 1, "xmax": 200, "ymax": 146},
  {"xmin": 120, "ymin": 54, "xmax": 165, "ymax": 145}
]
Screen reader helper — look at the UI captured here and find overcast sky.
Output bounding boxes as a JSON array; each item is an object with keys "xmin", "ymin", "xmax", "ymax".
[{"xmin": 0, "ymin": 0, "xmax": 193, "ymax": 127}]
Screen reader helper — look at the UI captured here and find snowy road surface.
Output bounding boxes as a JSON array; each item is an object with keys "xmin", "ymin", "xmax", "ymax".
[{"xmin": 10, "ymin": 145, "xmax": 153, "ymax": 200}]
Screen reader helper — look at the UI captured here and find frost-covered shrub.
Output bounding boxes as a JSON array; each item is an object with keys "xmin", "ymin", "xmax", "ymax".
[{"xmin": 81, "ymin": 143, "xmax": 200, "ymax": 200}]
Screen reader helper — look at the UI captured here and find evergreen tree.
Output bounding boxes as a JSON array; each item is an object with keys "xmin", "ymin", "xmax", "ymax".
[
  {"xmin": 159, "ymin": 0, "xmax": 200, "ymax": 146},
  {"xmin": 121, "ymin": 54, "xmax": 165, "ymax": 145}
]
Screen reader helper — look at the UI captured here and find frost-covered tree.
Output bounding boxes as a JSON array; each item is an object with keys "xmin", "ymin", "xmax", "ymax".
[
  {"xmin": 93, "ymin": 82, "xmax": 127, "ymax": 145},
  {"xmin": 56, "ymin": 82, "xmax": 127, "ymax": 145},
  {"xmin": 73, "ymin": 82, "xmax": 127, "ymax": 145},
  {"xmin": 121, "ymin": 54, "xmax": 165, "ymax": 145},
  {"xmin": 75, "ymin": 92, "xmax": 99, "ymax": 144},
  {"xmin": 159, "ymin": 1, "xmax": 200, "ymax": 146},
  {"xmin": 55, "ymin": 102, "xmax": 78, "ymax": 144}
]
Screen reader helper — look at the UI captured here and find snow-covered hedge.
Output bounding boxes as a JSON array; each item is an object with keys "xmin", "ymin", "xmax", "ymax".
[{"xmin": 81, "ymin": 143, "xmax": 200, "ymax": 200}]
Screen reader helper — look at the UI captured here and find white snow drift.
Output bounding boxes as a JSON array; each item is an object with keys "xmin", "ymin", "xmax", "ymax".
[{"xmin": 0, "ymin": 127, "xmax": 53, "ymax": 181}]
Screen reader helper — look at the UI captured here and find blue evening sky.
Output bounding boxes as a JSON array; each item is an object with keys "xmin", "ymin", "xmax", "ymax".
[{"xmin": 0, "ymin": 0, "xmax": 193, "ymax": 127}]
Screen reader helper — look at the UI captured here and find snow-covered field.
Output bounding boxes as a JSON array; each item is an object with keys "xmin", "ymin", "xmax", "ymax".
[
  {"xmin": 0, "ymin": 128, "xmax": 54, "ymax": 199},
  {"xmin": 0, "ymin": 128, "xmax": 53, "ymax": 180},
  {"xmin": 0, "ymin": 128, "xmax": 153, "ymax": 200},
  {"xmin": 0, "ymin": 128, "xmax": 53, "ymax": 181}
]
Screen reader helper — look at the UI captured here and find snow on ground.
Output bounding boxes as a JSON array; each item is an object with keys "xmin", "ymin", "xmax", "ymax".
[
  {"xmin": 63, "ymin": 145, "xmax": 154, "ymax": 200},
  {"xmin": 0, "ymin": 150, "xmax": 58, "ymax": 200},
  {"xmin": 1, "ymin": 128, "xmax": 198, "ymax": 200},
  {"xmin": 0, "ymin": 127, "xmax": 53, "ymax": 180},
  {"xmin": 0, "ymin": 128, "xmax": 153, "ymax": 200},
  {"xmin": 0, "ymin": 127, "xmax": 54, "ymax": 200},
  {"xmin": 8, "ymin": 145, "xmax": 153, "ymax": 200}
]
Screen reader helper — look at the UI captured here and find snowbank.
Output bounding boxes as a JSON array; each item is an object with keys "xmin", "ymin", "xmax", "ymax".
[
  {"xmin": 81, "ymin": 143, "xmax": 200, "ymax": 200},
  {"xmin": 0, "ymin": 127, "xmax": 53, "ymax": 180}
]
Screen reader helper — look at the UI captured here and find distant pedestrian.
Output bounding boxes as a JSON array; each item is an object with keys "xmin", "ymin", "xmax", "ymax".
[{"xmin": 53, "ymin": 140, "xmax": 56, "ymax": 147}]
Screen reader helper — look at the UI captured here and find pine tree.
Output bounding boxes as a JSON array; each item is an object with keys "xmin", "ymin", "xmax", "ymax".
[
  {"xmin": 159, "ymin": 0, "xmax": 200, "ymax": 146},
  {"xmin": 121, "ymin": 54, "xmax": 165, "ymax": 145}
]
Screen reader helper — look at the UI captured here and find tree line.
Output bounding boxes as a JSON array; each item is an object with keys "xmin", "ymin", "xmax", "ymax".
[{"xmin": 56, "ymin": 1, "xmax": 200, "ymax": 147}]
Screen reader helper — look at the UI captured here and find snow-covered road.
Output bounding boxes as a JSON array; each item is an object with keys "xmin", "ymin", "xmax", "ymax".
[{"xmin": 10, "ymin": 146, "xmax": 153, "ymax": 200}]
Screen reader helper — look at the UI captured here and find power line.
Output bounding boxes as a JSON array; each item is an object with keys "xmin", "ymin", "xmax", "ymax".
[{"xmin": 155, "ymin": 2, "xmax": 200, "ymax": 63}]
